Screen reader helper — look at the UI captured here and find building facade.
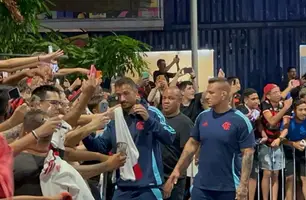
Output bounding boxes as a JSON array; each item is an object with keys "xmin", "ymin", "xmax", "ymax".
[{"xmin": 41, "ymin": 0, "xmax": 306, "ymax": 93}]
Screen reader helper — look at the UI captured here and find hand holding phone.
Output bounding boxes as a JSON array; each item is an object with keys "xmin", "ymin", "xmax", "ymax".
[
  {"xmin": 183, "ymin": 68, "xmax": 193, "ymax": 74},
  {"xmin": 99, "ymin": 100, "xmax": 109, "ymax": 113},
  {"xmin": 96, "ymin": 71, "xmax": 102, "ymax": 79},
  {"xmin": 8, "ymin": 87, "xmax": 21, "ymax": 99},
  {"xmin": 218, "ymin": 68, "xmax": 225, "ymax": 78},
  {"xmin": 291, "ymin": 79, "xmax": 300, "ymax": 88},
  {"xmin": 133, "ymin": 98, "xmax": 149, "ymax": 121},
  {"xmin": 175, "ymin": 55, "xmax": 180, "ymax": 71},
  {"xmin": 89, "ymin": 65, "xmax": 97, "ymax": 77}
]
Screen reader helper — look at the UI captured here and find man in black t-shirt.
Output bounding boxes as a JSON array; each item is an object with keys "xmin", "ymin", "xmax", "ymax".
[
  {"xmin": 161, "ymin": 87, "xmax": 194, "ymax": 200},
  {"xmin": 153, "ymin": 57, "xmax": 179, "ymax": 82},
  {"xmin": 280, "ymin": 67, "xmax": 297, "ymax": 91},
  {"xmin": 178, "ymin": 81, "xmax": 203, "ymax": 122}
]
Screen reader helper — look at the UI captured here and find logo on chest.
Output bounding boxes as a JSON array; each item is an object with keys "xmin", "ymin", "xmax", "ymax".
[
  {"xmin": 202, "ymin": 121, "xmax": 208, "ymax": 127},
  {"xmin": 136, "ymin": 121, "xmax": 144, "ymax": 130},
  {"xmin": 222, "ymin": 121, "xmax": 232, "ymax": 131}
]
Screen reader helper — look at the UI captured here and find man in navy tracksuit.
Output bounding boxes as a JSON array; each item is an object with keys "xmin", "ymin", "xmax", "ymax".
[{"xmin": 83, "ymin": 77, "xmax": 176, "ymax": 200}]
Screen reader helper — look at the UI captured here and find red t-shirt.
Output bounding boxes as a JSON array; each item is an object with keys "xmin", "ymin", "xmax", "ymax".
[{"xmin": 0, "ymin": 135, "xmax": 13, "ymax": 198}]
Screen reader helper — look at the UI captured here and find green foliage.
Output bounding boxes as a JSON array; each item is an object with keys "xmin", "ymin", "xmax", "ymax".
[
  {"xmin": 20, "ymin": 31, "xmax": 151, "ymax": 78},
  {"xmin": 0, "ymin": 0, "xmax": 50, "ymax": 53},
  {"xmin": 0, "ymin": 1, "xmax": 151, "ymax": 78}
]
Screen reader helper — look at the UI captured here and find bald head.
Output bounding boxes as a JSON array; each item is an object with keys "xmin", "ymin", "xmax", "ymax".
[
  {"xmin": 162, "ymin": 86, "xmax": 182, "ymax": 115},
  {"xmin": 164, "ymin": 86, "xmax": 182, "ymax": 100}
]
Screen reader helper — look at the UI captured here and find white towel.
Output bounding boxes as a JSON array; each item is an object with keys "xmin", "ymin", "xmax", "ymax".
[
  {"xmin": 114, "ymin": 107, "xmax": 142, "ymax": 181},
  {"xmin": 40, "ymin": 150, "xmax": 94, "ymax": 200},
  {"xmin": 51, "ymin": 120, "xmax": 72, "ymax": 151}
]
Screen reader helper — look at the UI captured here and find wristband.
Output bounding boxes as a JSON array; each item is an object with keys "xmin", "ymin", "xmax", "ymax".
[
  {"xmin": 279, "ymin": 136, "xmax": 285, "ymax": 142},
  {"xmin": 31, "ymin": 130, "xmax": 38, "ymax": 140}
]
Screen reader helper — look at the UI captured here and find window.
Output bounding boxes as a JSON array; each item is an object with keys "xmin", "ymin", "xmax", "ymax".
[{"xmin": 39, "ymin": 0, "xmax": 164, "ymax": 31}]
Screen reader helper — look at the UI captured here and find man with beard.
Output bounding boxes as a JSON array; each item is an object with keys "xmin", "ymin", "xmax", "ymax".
[{"xmin": 83, "ymin": 77, "xmax": 176, "ymax": 200}]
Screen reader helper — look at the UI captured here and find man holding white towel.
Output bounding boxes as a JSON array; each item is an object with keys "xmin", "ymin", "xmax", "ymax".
[{"xmin": 83, "ymin": 77, "xmax": 176, "ymax": 200}]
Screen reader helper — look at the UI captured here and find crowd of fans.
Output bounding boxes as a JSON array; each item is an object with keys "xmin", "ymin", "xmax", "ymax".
[{"xmin": 0, "ymin": 51, "xmax": 306, "ymax": 200}]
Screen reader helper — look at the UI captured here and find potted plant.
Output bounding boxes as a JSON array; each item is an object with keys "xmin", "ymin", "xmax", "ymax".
[{"xmin": 0, "ymin": 0, "xmax": 151, "ymax": 78}]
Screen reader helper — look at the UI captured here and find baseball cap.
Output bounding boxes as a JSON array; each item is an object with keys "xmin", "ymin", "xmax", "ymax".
[{"xmin": 263, "ymin": 84, "xmax": 278, "ymax": 95}]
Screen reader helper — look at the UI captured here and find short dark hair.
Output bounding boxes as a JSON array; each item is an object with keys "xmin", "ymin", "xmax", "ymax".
[
  {"xmin": 18, "ymin": 78, "xmax": 30, "ymax": 93},
  {"xmin": 243, "ymin": 88, "xmax": 257, "ymax": 98},
  {"xmin": 0, "ymin": 96, "xmax": 9, "ymax": 117},
  {"xmin": 227, "ymin": 76, "xmax": 239, "ymax": 85},
  {"xmin": 23, "ymin": 109, "xmax": 47, "ymax": 133},
  {"xmin": 287, "ymin": 67, "xmax": 296, "ymax": 73},
  {"xmin": 31, "ymin": 85, "xmax": 60, "ymax": 100},
  {"xmin": 293, "ymin": 99, "xmax": 306, "ymax": 110},
  {"xmin": 178, "ymin": 81, "xmax": 193, "ymax": 91},
  {"xmin": 208, "ymin": 77, "xmax": 229, "ymax": 84},
  {"xmin": 23, "ymin": 109, "xmax": 52, "ymax": 147},
  {"xmin": 114, "ymin": 77, "xmax": 137, "ymax": 90},
  {"xmin": 300, "ymin": 92, "xmax": 306, "ymax": 99},
  {"xmin": 0, "ymin": 85, "xmax": 14, "ymax": 116},
  {"xmin": 88, "ymin": 95, "xmax": 104, "ymax": 112},
  {"xmin": 157, "ymin": 59, "xmax": 165, "ymax": 67}
]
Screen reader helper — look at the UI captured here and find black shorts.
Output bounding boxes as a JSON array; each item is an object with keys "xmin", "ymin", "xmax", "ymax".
[{"xmin": 285, "ymin": 149, "xmax": 306, "ymax": 177}]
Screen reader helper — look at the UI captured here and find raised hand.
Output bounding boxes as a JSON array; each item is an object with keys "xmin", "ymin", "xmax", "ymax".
[
  {"xmin": 284, "ymin": 97, "xmax": 293, "ymax": 109},
  {"xmin": 218, "ymin": 68, "xmax": 225, "ymax": 78},
  {"xmin": 89, "ymin": 115, "xmax": 110, "ymax": 131},
  {"xmin": 34, "ymin": 116, "xmax": 63, "ymax": 138},
  {"xmin": 9, "ymin": 103, "xmax": 30, "ymax": 124},
  {"xmin": 38, "ymin": 50, "xmax": 64, "ymax": 63},
  {"xmin": 81, "ymin": 74, "xmax": 97, "ymax": 95}
]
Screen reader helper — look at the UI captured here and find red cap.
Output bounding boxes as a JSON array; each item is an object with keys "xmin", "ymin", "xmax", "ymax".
[{"xmin": 263, "ymin": 84, "xmax": 278, "ymax": 95}]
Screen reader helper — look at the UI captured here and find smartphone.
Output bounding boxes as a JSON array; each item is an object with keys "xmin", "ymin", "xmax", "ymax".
[
  {"xmin": 135, "ymin": 98, "xmax": 144, "ymax": 120},
  {"xmin": 292, "ymin": 79, "xmax": 300, "ymax": 87},
  {"xmin": 142, "ymin": 72, "xmax": 149, "ymax": 79},
  {"xmin": 52, "ymin": 63, "xmax": 59, "ymax": 73},
  {"xmin": 48, "ymin": 45, "xmax": 53, "ymax": 53},
  {"xmin": 8, "ymin": 87, "xmax": 21, "ymax": 99},
  {"xmin": 108, "ymin": 94, "xmax": 119, "ymax": 107},
  {"xmin": 183, "ymin": 68, "xmax": 193, "ymax": 74},
  {"xmin": 55, "ymin": 78, "xmax": 60, "ymax": 85},
  {"xmin": 99, "ymin": 101, "xmax": 109, "ymax": 113},
  {"xmin": 96, "ymin": 70, "xmax": 102, "ymax": 79},
  {"xmin": 89, "ymin": 65, "xmax": 97, "ymax": 77}
]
